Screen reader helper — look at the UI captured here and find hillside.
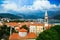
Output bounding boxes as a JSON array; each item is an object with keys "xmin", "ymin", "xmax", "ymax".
[
  {"xmin": 53, "ymin": 14, "xmax": 60, "ymax": 20},
  {"xmin": 0, "ymin": 13, "xmax": 22, "ymax": 19}
]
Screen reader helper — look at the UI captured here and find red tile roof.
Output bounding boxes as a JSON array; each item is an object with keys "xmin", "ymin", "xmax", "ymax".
[
  {"xmin": 6, "ymin": 22, "xmax": 18, "ymax": 27},
  {"xmin": 6, "ymin": 22, "xmax": 52, "ymax": 30},
  {"xmin": 6, "ymin": 22, "xmax": 44, "ymax": 28},
  {"xmin": 9, "ymin": 33, "xmax": 20, "ymax": 40},
  {"xmin": 18, "ymin": 28, "xmax": 27, "ymax": 32},
  {"xmin": 9, "ymin": 32, "xmax": 37, "ymax": 40},
  {"xmin": 26, "ymin": 32, "xmax": 37, "ymax": 39}
]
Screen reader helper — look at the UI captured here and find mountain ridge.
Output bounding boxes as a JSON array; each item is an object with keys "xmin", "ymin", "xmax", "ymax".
[
  {"xmin": 0, "ymin": 13, "xmax": 22, "ymax": 19},
  {"xmin": 0, "ymin": 12, "xmax": 60, "ymax": 19}
]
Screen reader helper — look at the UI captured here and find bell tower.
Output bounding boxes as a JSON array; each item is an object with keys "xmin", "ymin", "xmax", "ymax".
[{"xmin": 44, "ymin": 11, "xmax": 48, "ymax": 30}]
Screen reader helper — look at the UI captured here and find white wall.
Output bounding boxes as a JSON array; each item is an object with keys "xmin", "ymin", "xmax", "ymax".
[
  {"xmin": 29, "ymin": 26, "xmax": 37, "ymax": 34},
  {"xmin": 19, "ymin": 32, "xmax": 27, "ymax": 37}
]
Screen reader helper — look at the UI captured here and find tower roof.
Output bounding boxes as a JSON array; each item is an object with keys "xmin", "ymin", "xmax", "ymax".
[{"xmin": 45, "ymin": 11, "xmax": 48, "ymax": 17}]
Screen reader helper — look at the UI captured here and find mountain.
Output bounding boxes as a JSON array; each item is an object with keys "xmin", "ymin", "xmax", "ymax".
[
  {"xmin": 53, "ymin": 14, "xmax": 60, "ymax": 20},
  {"xmin": 6, "ymin": 10, "xmax": 60, "ymax": 19},
  {"xmin": 0, "ymin": 13, "xmax": 22, "ymax": 19},
  {"xmin": 15, "ymin": 11, "xmax": 59, "ymax": 19},
  {"xmin": 16, "ymin": 11, "xmax": 56, "ymax": 19},
  {"xmin": 0, "ymin": 10, "xmax": 60, "ymax": 19},
  {"xmin": 16, "ymin": 13, "xmax": 44, "ymax": 19},
  {"xmin": 15, "ymin": 11, "xmax": 45, "ymax": 19}
]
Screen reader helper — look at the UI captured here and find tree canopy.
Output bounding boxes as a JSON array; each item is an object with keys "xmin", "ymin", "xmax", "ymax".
[
  {"xmin": 20, "ymin": 25, "xmax": 29, "ymax": 32},
  {"xmin": 36, "ymin": 25, "xmax": 60, "ymax": 40},
  {"xmin": 0, "ymin": 25, "xmax": 16, "ymax": 40}
]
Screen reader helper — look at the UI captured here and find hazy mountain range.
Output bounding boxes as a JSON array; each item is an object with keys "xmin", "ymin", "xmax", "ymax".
[
  {"xmin": 0, "ymin": 11, "xmax": 60, "ymax": 19},
  {"xmin": 0, "ymin": 13, "xmax": 22, "ymax": 19}
]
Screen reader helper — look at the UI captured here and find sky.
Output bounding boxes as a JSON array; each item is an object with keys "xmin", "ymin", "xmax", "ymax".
[{"xmin": 0, "ymin": 0, "xmax": 60, "ymax": 14}]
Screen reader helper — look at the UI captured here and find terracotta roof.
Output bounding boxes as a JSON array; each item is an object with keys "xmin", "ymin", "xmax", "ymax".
[
  {"xmin": 6, "ymin": 22, "xmax": 44, "ymax": 28},
  {"xmin": 6, "ymin": 22, "xmax": 18, "ymax": 27},
  {"xmin": 9, "ymin": 32, "xmax": 37, "ymax": 40},
  {"xmin": 26, "ymin": 32, "xmax": 37, "ymax": 39},
  {"xmin": 18, "ymin": 28, "xmax": 27, "ymax": 32},
  {"xmin": 9, "ymin": 33, "xmax": 20, "ymax": 40},
  {"xmin": 17, "ymin": 22, "xmax": 44, "ymax": 27},
  {"xmin": 16, "ymin": 22, "xmax": 31, "ymax": 28},
  {"xmin": 30, "ymin": 24, "xmax": 44, "ymax": 26}
]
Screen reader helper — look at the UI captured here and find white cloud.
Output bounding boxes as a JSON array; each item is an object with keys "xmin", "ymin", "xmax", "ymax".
[
  {"xmin": 29, "ymin": 0, "xmax": 60, "ymax": 10},
  {"xmin": 2, "ymin": 2, "xmax": 18, "ymax": 11},
  {"xmin": 1, "ymin": 0, "xmax": 60, "ymax": 12}
]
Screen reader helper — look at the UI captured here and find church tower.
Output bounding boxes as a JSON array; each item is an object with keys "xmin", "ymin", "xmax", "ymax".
[{"xmin": 44, "ymin": 11, "xmax": 48, "ymax": 30}]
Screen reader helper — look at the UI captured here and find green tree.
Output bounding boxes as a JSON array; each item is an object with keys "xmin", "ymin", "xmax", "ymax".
[
  {"xmin": 36, "ymin": 25, "xmax": 60, "ymax": 40},
  {"xmin": 0, "ymin": 25, "xmax": 16, "ymax": 40},
  {"xmin": 0, "ymin": 25, "xmax": 10, "ymax": 40},
  {"xmin": 51, "ymin": 25, "xmax": 60, "ymax": 40},
  {"xmin": 20, "ymin": 25, "xmax": 29, "ymax": 32}
]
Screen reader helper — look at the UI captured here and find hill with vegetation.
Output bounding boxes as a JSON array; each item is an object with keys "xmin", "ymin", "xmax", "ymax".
[
  {"xmin": 36, "ymin": 25, "xmax": 60, "ymax": 40},
  {"xmin": 0, "ymin": 13, "xmax": 22, "ymax": 19},
  {"xmin": 53, "ymin": 14, "xmax": 60, "ymax": 20}
]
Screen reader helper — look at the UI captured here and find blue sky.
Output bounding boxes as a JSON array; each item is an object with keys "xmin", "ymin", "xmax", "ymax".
[
  {"xmin": 0, "ymin": 0, "xmax": 60, "ymax": 14},
  {"xmin": 49, "ymin": 0, "xmax": 60, "ymax": 5}
]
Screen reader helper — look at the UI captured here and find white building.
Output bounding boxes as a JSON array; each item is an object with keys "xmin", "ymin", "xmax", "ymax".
[
  {"xmin": 18, "ymin": 28, "xmax": 27, "ymax": 37},
  {"xmin": 29, "ymin": 23, "xmax": 44, "ymax": 36}
]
